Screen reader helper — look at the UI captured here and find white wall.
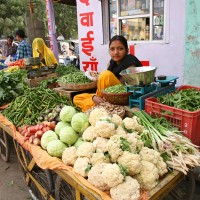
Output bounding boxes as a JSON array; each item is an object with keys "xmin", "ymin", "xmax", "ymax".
[{"xmin": 77, "ymin": 0, "xmax": 185, "ymax": 85}]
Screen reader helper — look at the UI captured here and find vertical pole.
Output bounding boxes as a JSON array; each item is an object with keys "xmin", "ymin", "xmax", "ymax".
[{"xmin": 46, "ymin": 0, "xmax": 59, "ymax": 61}]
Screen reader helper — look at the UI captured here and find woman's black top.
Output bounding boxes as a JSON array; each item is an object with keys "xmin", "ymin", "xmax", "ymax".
[{"xmin": 107, "ymin": 54, "xmax": 142, "ymax": 78}]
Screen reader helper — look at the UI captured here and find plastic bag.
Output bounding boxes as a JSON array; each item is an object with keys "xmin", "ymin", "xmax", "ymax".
[
  {"xmin": 4, "ymin": 55, "xmax": 11, "ymax": 65},
  {"xmin": 85, "ymin": 70, "xmax": 99, "ymax": 81}
]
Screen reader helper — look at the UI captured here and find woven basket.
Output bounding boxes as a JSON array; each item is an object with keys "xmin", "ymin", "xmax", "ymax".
[
  {"xmin": 101, "ymin": 91, "xmax": 132, "ymax": 106},
  {"xmin": 58, "ymin": 81, "xmax": 97, "ymax": 91}
]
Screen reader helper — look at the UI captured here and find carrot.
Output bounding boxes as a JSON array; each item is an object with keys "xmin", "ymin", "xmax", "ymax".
[
  {"xmin": 35, "ymin": 130, "xmax": 43, "ymax": 138},
  {"xmin": 22, "ymin": 137, "xmax": 30, "ymax": 142},
  {"xmin": 21, "ymin": 129, "xmax": 28, "ymax": 136},
  {"xmin": 29, "ymin": 135, "xmax": 35, "ymax": 144},
  {"xmin": 42, "ymin": 126, "xmax": 51, "ymax": 132}
]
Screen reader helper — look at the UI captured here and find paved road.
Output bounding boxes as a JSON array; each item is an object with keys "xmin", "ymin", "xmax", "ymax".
[{"xmin": 0, "ymin": 142, "xmax": 31, "ymax": 200}]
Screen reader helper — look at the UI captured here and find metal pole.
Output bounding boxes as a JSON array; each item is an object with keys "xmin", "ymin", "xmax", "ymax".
[{"xmin": 45, "ymin": 0, "xmax": 59, "ymax": 61}]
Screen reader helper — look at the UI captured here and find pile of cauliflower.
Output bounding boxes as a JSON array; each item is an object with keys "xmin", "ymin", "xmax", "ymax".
[{"xmin": 62, "ymin": 108, "xmax": 168, "ymax": 200}]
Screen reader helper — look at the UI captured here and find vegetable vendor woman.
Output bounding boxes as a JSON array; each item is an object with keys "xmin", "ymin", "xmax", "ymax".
[
  {"xmin": 32, "ymin": 38, "xmax": 58, "ymax": 66},
  {"xmin": 73, "ymin": 35, "xmax": 142, "ymax": 111}
]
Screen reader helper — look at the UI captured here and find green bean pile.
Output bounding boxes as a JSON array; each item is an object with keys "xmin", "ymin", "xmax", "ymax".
[
  {"xmin": 58, "ymin": 71, "xmax": 91, "ymax": 84},
  {"xmin": 104, "ymin": 84, "xmax": 126, "ymax": 93},
  {"xmin": 2, "ymin": 87, "xmax": 72, "ymax": 127}
]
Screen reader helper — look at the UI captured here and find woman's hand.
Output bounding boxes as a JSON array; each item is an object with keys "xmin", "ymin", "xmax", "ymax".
[{"xmin": 92, "ymin": 95, "xmax": 105, "ymax": 105}]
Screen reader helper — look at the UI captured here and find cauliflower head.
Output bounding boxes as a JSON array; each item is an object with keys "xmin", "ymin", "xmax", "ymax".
[
  {"xmin": 88, "ymin": 163, "xmax": 111, "ymax": 191},
  {"xmin": 139, "ymin": 147, "xmax": 161, "ymax": 165},
  {"xmin": 134, "ymin": 160, "xmax": 159, "ymax": 191},
  {"xmin": 95, "ymin": 120, "xmax": 116, "ymax": 138},
  {"xmin": 110, "ymin": 176, "xmax": 140, "ymax": 200},
  {"xmin": 102, "ymin": 163, "xmax": 124, "ymax": 188},
  {"xmin": 111, "ymin": 114, "xmax": 122, "ymax": 126},
  {"xmin": 73, "ymin": 157, "xmax": 91, "ymax": 177},
  {"xmin": 89, "ymin": 108, "xmax": 109, "ymax": 126},
  {"xmin": 107, "ymin": 134, "xmax": 139, "ymax": 162},
  {"xmin": 156, "ymin": 157, "xmax": 168, "ymax": 177},
  {"xmin": 122, "ymin": 117, "xmax": 144, "ymax": 133},
  {"xmin": 82, "ymin": 126, "xmax": 98, "ymax": 142},
  {"xmin": 62, "ymin": 146, "xmax": 77, "ymax": 166},
  {"xmin": 116, "ymin": 126, "xmax": 127, "ymax": 135},
  {"xmin": 93, "ymin": 137, "xmax": 109, "ymax": 153},
  {"xmin": 107, "ymin": 135, "xmax": 123, "ymax": 162},
  {"xmin": 125, "ymin": 134, "xmax": 139, "ymax": 153},
  {"xmin": 76, "ymin": 142, "xmax": 95, "ymax": 158},
  {"xmin": 117, "ymin": 151, "xmax": 142, "ymax": 176},
  {"xmin": 90, "ymin": 152, "xmax": 110, "ymax": 166}
]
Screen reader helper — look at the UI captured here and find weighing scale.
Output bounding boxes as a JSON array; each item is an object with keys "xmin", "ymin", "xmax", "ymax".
[{"xmin": 126, "ymin": 76, "xmax": 179, "ymax": 110}]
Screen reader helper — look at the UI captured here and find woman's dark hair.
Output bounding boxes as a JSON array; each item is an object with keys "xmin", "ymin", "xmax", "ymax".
[
  {"xmin": 109, "ymin": 35, "xmax": 128, "ymax": 50},
  {"xmin": 15, "ymin": 30, "xmax": 25, "ymax": 38},
  {"xmin": 7, "ymin": 35, "xmax": 14, "ymax": 40}
]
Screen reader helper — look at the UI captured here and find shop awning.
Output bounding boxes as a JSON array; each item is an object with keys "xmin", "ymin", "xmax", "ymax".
[{"xmin": 52, "ymin": 0, "xmax": 76, "ymax": 6}]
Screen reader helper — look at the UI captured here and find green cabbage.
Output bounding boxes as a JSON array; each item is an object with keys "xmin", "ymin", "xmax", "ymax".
[
  {"xmin": 47, "ymin": 140, "xmax": 67, "ymax": 157},
  {"xmin": 71, "ymin": 113, "xmax": 89, "ymax": 133},
  {"xmin": 59, "ymin": 126, "xmax": 78, "ymax": 145},
  {"xmin": 60, "ymin": 106, "xmax": 76, "ymax": 122},
  {"xmin": 74, "ymin": 137, "xmax": 84, "ymax": 148},
  {"xmin": 41, "ymin": 130, "xmax": 58, "ymax": 150},
  {"xmin": 55, "ymin": 121, "xmax": 70, "ymax": 135}
]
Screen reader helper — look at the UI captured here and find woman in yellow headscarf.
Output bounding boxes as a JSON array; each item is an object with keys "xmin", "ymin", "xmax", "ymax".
[{"xmin": 32, "ymin": 38, "xmax": 58, "ymax": 66}]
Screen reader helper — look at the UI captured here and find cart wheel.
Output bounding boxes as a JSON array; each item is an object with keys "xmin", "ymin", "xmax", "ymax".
[
  {"xmin": 14, "ymin": 140, "xmax": 55, "ymax": 200},
  {"xmin": 55, "ymin": 176, "xmax": 76, "ymax": 200},
  {"xmin": 0, "ymin": 128, "xmax": 10, "ymax": 162}
]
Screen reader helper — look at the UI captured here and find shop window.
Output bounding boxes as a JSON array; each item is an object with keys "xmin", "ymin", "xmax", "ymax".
[{"xmin": 109, "ymin": 0, "xmax": 167, "ymax": 43}]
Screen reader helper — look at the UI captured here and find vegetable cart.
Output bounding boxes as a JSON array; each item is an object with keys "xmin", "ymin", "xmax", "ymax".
[{"xmin": 0, "ymin": 116, "xmax": 194, "ymax": 200}]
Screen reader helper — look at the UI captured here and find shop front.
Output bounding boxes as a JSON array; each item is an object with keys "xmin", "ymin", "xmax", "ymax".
[{"xmin": 76, "ymin": 0, "xmax": 186, "ymax": 85}]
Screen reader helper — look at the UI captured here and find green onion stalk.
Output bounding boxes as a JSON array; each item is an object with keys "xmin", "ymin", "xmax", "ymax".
[{"xmin": 134, "ymin": 111, "xmax": 200, "ymax": 175}]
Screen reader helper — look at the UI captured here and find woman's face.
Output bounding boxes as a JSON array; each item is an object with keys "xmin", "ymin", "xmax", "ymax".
[{"xmin": 109, "ymin": 40, "xmax": 128, "ymax": 64}]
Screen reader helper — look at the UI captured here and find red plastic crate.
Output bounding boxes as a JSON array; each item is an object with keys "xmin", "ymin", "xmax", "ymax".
[{"xmin": 145, "ymin": 85, "xmax": 200, "ymax": 145}]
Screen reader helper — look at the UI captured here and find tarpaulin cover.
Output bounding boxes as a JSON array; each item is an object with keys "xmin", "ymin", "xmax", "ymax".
[{"xmin": 0, "ymin": 114, "xmax": 148, "ymax": 200}]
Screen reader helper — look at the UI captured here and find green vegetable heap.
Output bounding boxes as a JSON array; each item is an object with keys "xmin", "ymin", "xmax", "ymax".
[
  {"xmin": 55, "ymin": 64, "xmax": 79, "ymax": 76},
  {"xmin": 0, "ymin": 70, "xmax": 27, "ymax": 106},
  {"xmin": 2, "ymin": 87, "xmax": 72, "ymax": 127},
  {"xmin": 104, "ymin": 84, "xmax": 126, "ymax": 93},
  {"xmin": 58, "ymin": 71, "xmax": 91, "ymax": 84},
  {"xmin": 39, "ymin": 77, "xmax": 58, "ymax": 88},
  {"xmin": 158, "ymin": 88, "xmax": 200, "ymax": 111}
]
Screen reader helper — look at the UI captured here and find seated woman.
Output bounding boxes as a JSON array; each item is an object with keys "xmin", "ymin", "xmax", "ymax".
[
  {"xmin": 32, "ymin": 38, "xmax": 58, "ymax": 66},
  {"xmin": 73, "ymin": 35, "xmax": 142, "ymax": 112}
]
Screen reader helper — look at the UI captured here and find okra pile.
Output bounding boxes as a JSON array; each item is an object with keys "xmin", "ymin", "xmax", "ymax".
[{"xmin": 104, "ymin": 84, "xmax": 126, "ymax": 93}]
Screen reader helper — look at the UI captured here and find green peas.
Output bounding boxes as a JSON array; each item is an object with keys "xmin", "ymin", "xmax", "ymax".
[{"xmin": 104, "ymin": 84, "xmax": 126, "ymax": 93}]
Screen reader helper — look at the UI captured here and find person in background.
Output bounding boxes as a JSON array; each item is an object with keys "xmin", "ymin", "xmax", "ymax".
[
  {"xmin": 32, "ymin": 38, "xmax": 58, "ymax": 66},
  {"xmin": 73, "ymin": 35, "xmax": 142, "ymax": 111},
  {"xmin": 0, "ymin": 35, "xmax": 18, "ymax": 57},
  {"xmin": 15, "ymin": 30, "xmax": 32, "ymax": 60}
]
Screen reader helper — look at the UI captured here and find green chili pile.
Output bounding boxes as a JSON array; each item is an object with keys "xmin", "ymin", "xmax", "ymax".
[
  {"xmin": 158, "ymin": 88, "xmax": 200, "ymax": 111},
  {"xmin": 2, "ymin": 87, "xmax": 72, "ymax": 127},
  {"xmin": 58, "ymin": 71, "xmax": 91, "ymax": 84},
  {"xmin": 104, "ymin": 84, "xmax": 126, "ymax": 93}
]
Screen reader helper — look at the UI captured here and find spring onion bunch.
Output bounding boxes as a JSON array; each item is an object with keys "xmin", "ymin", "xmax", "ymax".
[{"xmin": 134, "ymin": 111, "xmax": 200, "ymax": 175}]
